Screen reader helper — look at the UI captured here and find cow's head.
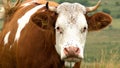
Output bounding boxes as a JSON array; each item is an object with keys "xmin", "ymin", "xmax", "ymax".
[{"xmin": 47, "ymin": 0, "xmax": 112, "ymax": 63}]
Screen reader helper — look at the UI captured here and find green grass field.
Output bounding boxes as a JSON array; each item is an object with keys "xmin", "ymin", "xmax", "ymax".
[
  {"xmin": 89, "ymin": 0, "xmax": 120, "ymax": 18},
  {"xmin": 0, "ymin": 20, "xmax": 3, "ymax": 30},
  {"xmin": 81, "ymin": 19, "xmax": 120, "ymax": 68}
]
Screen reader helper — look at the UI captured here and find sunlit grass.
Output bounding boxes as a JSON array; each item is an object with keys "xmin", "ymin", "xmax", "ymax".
[
  {"xmin": 82, "ymin": 18, "xmax": 120, "ymax": 68},
  {"xmin": 81, "ymin": 48, "xmax": 120, "ymax": 68},
  {"xmin": 112, "ymin": 19, "xmax": 120, "ymax": 29}
]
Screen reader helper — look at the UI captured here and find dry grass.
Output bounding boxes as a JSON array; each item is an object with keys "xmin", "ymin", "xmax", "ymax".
[
  {"xmin": 81, "ymin": 62, "xmax": 120, "ymax": 68},
  {"xmin": 81, "ymin": 48, "xmax": 120, "ymax": 68},
  {"xmin": 81, "ymin": 18, "xmax": 120, "ymax": 68}
]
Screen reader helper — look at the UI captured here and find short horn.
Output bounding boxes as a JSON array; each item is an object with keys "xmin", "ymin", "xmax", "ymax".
[
  {"xmin": 86, "ymin": 0, "xmax": 101, "ymax": 12},
  {"xmin": 45, "ymin": 2, "xmax": 57, "ymax": 12}
]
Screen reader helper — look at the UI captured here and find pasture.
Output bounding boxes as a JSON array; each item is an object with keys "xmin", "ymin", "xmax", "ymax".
[
  {"xmin": 81, "ymin": 19, "xmax": 120, "ymax": 68},
  {"xmin": 0, "ymin": 20, "xmax": 3, "ymax": 30}
]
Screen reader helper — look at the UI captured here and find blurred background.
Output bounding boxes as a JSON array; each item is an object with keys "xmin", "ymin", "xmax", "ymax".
[{"xmin": 0, "ymin": 0, "xmax": 120, "ymax": 68}]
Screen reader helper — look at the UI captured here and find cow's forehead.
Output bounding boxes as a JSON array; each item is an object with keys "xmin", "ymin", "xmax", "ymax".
[
  {"xmin": 56, "ymin": 2, "xmax": 86, "ymax": 14},
  {"xmin": 56, "ymin": 2, "xmax": 87, "ymax": 28}
]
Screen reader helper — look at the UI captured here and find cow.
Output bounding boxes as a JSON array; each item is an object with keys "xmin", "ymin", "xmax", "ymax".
[
  {"xmin": 0, "ymin": 0, "xmax": 112, "ymax": 68},
  {"xmin": 48, "ymin": 1, "xmax": 112, "ymax": 67}
]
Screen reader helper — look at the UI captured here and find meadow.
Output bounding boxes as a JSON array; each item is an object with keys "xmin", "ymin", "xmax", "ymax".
[
  {"xmin": 0, "ymin": 20, "xmax": 3, "ymax": 30},
  {"xmin": 81, "ymin": 19, "xmax": 120, "ymax": 68}
]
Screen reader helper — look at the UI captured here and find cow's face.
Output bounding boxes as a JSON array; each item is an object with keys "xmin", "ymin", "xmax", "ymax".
[
  {"xmin": 55, "ymin": 3, "xmax": 87, "ymax": 62},
  {"xmin": 48, "ymin": 1, "xmax": 112, "ymax": 63}
]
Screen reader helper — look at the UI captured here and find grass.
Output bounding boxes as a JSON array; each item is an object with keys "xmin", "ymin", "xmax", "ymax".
[
  {"xmin": 81, "ymin": 48, "xmax": 120, "ymax": 68},
  {"xmin": 112, "ymin": 19, "xmax": 120, "ymax": 29},
  {"xmin": 81, "ymin": 18, "xmax": 120, "ymax": 67},
  {"xmin": 88, "ymin": 0, "xmax": 120, "ymax": 18},
  {"xmin": 0, "ymin": 19, "xmax": 3, "ymax": 30}
]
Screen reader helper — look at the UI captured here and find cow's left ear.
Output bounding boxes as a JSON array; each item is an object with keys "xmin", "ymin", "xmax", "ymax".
[{"xmin": 86, "ymin": 12, "xmax": 112, "ymax": 31}]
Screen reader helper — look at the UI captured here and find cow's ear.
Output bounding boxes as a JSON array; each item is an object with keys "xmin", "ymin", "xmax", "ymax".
[{"xmin": 86, "ymin": 12, "xmax": 112, "ymax": 31}]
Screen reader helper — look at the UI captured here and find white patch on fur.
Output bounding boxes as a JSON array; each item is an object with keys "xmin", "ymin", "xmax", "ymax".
[
  {"xmin": 65, "ymin": 61, "xmax": 75, "ymax": 67},
  {"xmin": 15, "ymin": 5, "xmax": 45, "ymax": 41},
  {"xmin": 21, "ymin": 1, "xmax": 36, "ymax": 7},
  {"xmin": 4, "ymin": 31, "xmax": 11, "ymax": 45},
  {"xmin": 55, "ymin": 2, "xmax": 88, "ymax": 60},
  {"xmin": 9, "ymin": 45, "xmax": 13, "ymax": 49},
  {"xmin": 21, "ymin": 2, "xmax": 31, "ymax": 7}
]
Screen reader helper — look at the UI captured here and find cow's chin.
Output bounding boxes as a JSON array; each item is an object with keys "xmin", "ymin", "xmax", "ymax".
[{"xmin": 62, "ymin": 56, "xmax": 82, "ymax": 62}]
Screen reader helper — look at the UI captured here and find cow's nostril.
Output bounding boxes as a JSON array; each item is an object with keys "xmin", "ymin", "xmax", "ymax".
[
  {"xmin": 64, "ymin": 46, "xmax": 80, "ymax": 56},
  {"xmin": 64, "ymin": 48, "xmax": 69, "ymax": 55},
  {"xmin": 64, "ymin": 48, "xmax": 69, "ymax": 52},
  {"xmin": 75, "ymin": 48, "xmax": 80, "ymax": 53}
]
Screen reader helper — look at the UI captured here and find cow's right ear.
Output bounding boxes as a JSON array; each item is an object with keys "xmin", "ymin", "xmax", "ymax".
[{"xmin": 86, "ymin": 12, "xmax": 112, "ymax": 31}]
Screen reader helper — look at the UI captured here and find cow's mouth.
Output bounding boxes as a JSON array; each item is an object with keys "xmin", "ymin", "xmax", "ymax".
[{"xmin": 63, "ymin": 55, "xmax": 82, "ymax": 62}]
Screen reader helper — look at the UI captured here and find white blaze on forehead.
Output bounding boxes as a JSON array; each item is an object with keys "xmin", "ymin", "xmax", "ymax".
[
  {"xmin": 56, "ymin": 2, "xmax": 86, "ymax": 14},
  {"xmin": 15, "ymin": 5, "xmax": 45, "ymax": 41},
  {"xmin": 56, "ymin": 2, "xmax": 87, "ymax": 26},
  {"xmin": 4, "ymin": 31, "xmax": 11, "ymax": 45}
]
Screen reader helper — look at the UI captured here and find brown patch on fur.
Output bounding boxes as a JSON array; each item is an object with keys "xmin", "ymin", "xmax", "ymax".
[
  {"xmin": 31, "ymin": 7, "xmax": 58, "ymax": 30},
  {"xmin": 74, "ymin": 61, "xmax": 81, "ymax": 68},
  {"xmin": 86, "ymin": 12, "xmax": 112, "ymax": 31},
  {"xmin": 0, "ymin": 1, "xmax": 65, "ymax": 68}
]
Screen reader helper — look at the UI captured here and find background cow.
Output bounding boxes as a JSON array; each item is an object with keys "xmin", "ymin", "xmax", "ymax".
[{"xmin": 0, "ymin": 0, "xmax": 112, "ymax": 68}]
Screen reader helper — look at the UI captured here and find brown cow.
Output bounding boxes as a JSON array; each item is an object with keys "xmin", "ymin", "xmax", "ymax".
[
  {"xmin": 0, "ymin": 0, "xmax": 112, "ymax": 68},
  {"xmin": 0, "ymin": 0, "xmax": 63, "ymax": 68}
]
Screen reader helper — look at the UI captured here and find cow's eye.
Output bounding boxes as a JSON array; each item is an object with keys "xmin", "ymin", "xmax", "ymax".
[
  {"xmin": 56, "ymin": 26, "xmax": 60, "ymax": 30},
  {"xmin": 56, "ymin": 26, "xmax": 63, "ymax": 34},
  {"xmin": 81, "ymin": 27, "xmax": 87, "ymax": 33}
]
